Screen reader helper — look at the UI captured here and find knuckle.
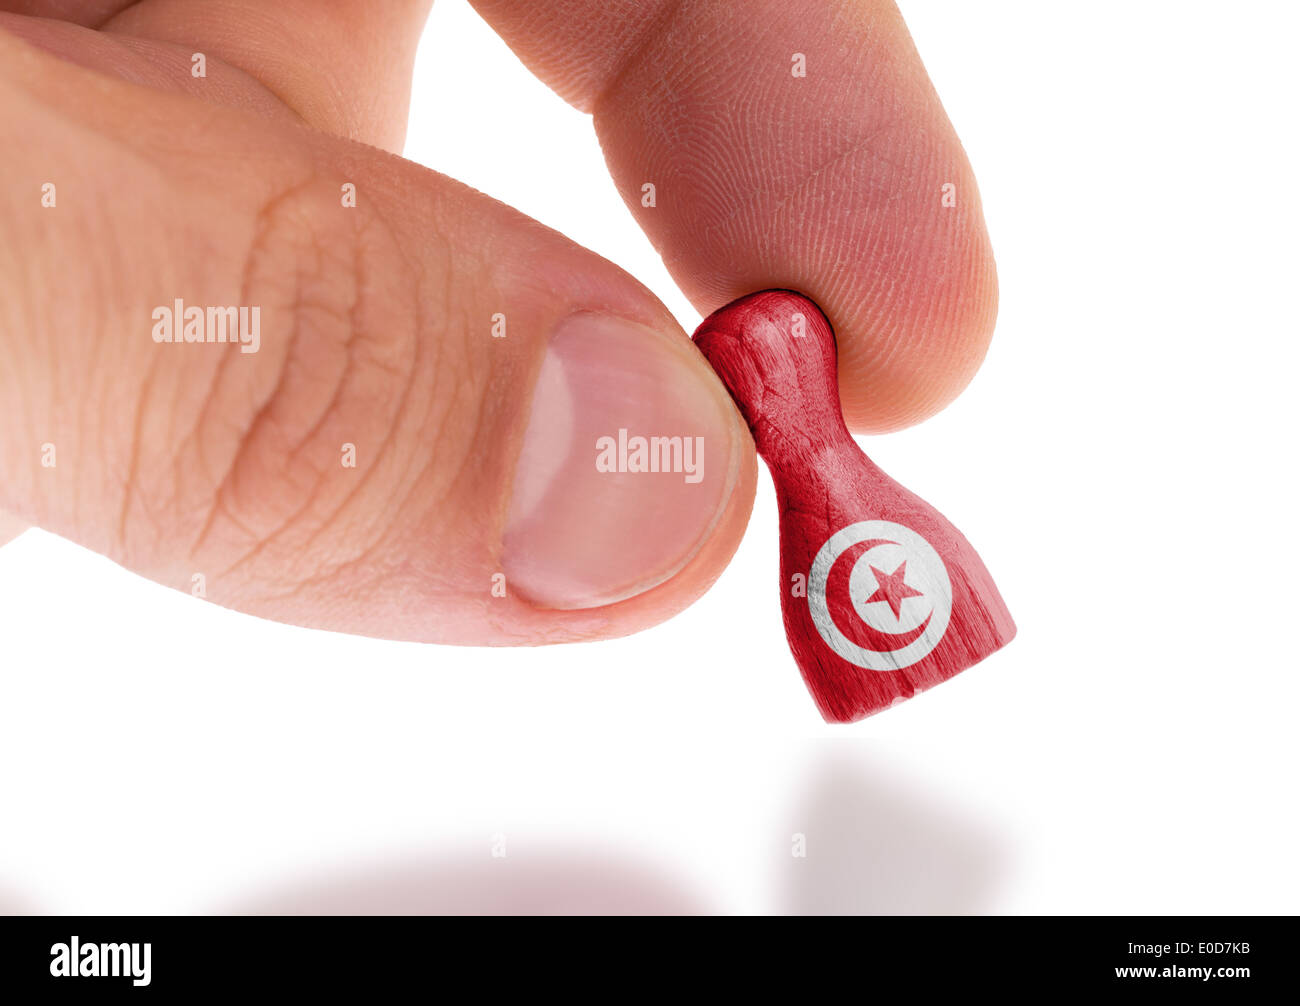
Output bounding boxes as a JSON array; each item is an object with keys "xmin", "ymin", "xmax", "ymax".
[{"xmin": 185, "ymin": 179, "xmax": 425, "ymax": 589}]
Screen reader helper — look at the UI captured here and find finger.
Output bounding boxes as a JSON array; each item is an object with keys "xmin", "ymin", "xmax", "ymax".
[
  {"xmin": 0, "ymin": 0, "xmax": 433, "ymax": 152},
  {"xmin": 0, "ymin": 11, "xmax": 308, "ymax": 127},
  {"xmin": 0, "ymin": 2, "xmax": 132, "ymax": 24},
  {"xmin": 104, "ymin": 0, "xmax": 433, "ymax": 150},
  {"xmin": 471, "ymin": 0, "xmax": 998, "ymax": 433},
  {"xmin": 0, "ymin": 32, "xmax": 755, "ymax": 640}
]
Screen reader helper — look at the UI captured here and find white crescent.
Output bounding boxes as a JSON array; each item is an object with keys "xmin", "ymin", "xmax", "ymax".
[{"xmin": 807, "ymin": 520, "xmax": 952, "ymax": 671}]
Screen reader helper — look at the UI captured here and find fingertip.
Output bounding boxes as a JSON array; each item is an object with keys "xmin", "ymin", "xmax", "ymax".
[
  {"xmin": 585, "ymin": 0, "xmax": 1000, "ymax": 433},
  {"xmin": 830, "ymin": 198, "xmax": 1000, "ymax": 433}
]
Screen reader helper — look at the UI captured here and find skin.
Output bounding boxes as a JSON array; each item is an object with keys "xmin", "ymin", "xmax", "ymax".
[{"xmin": 0, "ymin": 0, "xmax": 997, "ymax": 645}]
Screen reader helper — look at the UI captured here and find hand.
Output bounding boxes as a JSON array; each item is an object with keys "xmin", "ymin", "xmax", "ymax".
[{"xmin": 0, "ymin": 0, "xmax": 996, "ymax": 643}]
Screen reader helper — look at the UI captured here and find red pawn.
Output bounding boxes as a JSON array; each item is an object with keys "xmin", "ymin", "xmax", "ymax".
[{"xmin": 692, "ymin": 291, "xmax": 1015, "ymax": 722}]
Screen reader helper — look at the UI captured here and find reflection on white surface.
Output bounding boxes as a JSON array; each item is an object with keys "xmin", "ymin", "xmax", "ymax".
[
  {"xmin": 779, "ymin": 752, "xmax": 1005, "ymax": 915},
  {"xmin": 221, "ymin": 850, "xmax": 707, "ymax": 916}
]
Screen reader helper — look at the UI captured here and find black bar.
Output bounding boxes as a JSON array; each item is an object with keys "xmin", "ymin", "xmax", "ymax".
[{"xmin": 0, "ymin": 916, "xmax": 1281, "ymax": 995}]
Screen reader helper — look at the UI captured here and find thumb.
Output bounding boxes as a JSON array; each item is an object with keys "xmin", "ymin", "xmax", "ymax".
[
  {"xmin": 0, "ymin": 511, "xmax": 26, "ymax": 548},
  {"xmin": 0, "ymin": 33, "xmax": 754, "ymax": 643}
]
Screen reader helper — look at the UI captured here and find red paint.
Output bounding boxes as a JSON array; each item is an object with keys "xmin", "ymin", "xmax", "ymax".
[{"xmin": 692, "ymin": 290, "xmax": 1015, "ymax": 722}]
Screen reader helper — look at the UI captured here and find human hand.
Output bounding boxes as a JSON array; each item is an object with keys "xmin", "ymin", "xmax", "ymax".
[{"xmin": 0, "ymin": 0, "xmax": 995, "ymax": 643}]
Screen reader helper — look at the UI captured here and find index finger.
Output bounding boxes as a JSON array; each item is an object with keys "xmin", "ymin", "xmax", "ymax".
[{"xmin": 471, "ymin": 0, "xmax": 997, "ymax": 433}]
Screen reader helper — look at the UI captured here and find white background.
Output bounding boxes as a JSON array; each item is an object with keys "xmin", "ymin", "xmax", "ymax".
[{"xmin": 1, "ymin": 0, "xmax": 1297, "ymax": 914}]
